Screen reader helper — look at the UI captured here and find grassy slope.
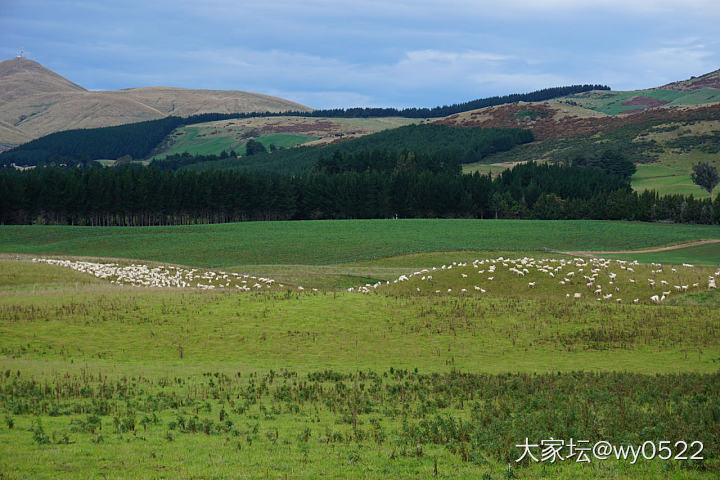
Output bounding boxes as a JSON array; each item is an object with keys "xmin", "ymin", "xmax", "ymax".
[
  {"xmin": 1, "ymin": 259, "xmax": 719, "ymax": 479},
  {"xmin": 156, "ymin": 126, "xmax": 239, "ymax": 156},
  {"xmin": 151, "ymin": 116, "xmax": 419, "ymax": 159},
  {"xmin": 631, "ymin": 148, "xmax": 720, "ymax": 198},
  {"xmin": 154, "ymin": 128, "xmax": 317, "ymax": 158},
  {"xmin": 2, "ymin": 220, "xmax": 720, "ymax": 267},
  {"xmin": 632, "ymin": 163, "xmax": 709, "ymax": 198},
  {"xmin": 559, "ymin": 88, "xmax": 720, "ymax": 115},
  {"xmin": 471, "ymin": 112, "xmax": 719, "ymax": 198}
]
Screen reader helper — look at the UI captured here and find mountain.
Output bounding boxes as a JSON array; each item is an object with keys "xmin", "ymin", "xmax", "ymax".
[
  {"xmin": 0, "ymin": 57, "xmax": 86, "ymax": 103},
  {"xmin": 0, "ymin": 57, "xmax": 312, "ymax": 145}
]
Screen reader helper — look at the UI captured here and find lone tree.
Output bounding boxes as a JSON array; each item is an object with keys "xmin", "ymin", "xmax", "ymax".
[
  {"xmin": 245, "ymin": 139, "xmax": 267, "ymax": 156},
  {"xmin": 691, "ymin": 162, "xmax": 719, "ymax": 198}
]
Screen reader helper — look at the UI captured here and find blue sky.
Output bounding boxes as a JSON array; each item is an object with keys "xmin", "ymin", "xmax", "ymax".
[{"xmin": 1, "ymin": 0, "xmax": 719, "ymax": 109}]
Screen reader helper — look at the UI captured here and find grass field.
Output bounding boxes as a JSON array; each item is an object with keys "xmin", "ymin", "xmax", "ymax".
[
  {"xmin": 461, "ymin": 161, "xmax": 524, "ymax": 176},
  {"xmin": 157, "ymin": 126, "xmax": 239, "ymax": 157},
  {"xmin": 2, "ymin": 220, "xmax": 720, "ymax": 479},
  {"xmin": 605, "ymin": 243, "xmax": 720, "ymax": 265},
  {"xmin": 631, "ymin": 150, "xmax": 720, "ymax": 198},
  {"xmin": 631, "ymin": 164, "xmax": 709, "ymax": 197},
  {"xmin": 2, "ymin": 220, "xmax": 720, "ymax": 268},
  {"xmin": 1, "ymin": 252, "xmax": 719, "ymax": 479}
]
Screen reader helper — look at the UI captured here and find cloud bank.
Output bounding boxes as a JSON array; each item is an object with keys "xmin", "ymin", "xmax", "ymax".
[{"xmin": 1, "ymin": 0, "xmax": 718, "ymax": 108}]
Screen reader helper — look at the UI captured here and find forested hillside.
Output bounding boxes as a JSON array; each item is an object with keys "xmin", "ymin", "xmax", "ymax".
[
  {"xmin": 169, "ymin": 124, "xmax": 534, "ymax": 175},
  {"xmin": 0, "ymin": 113, "xmax": 254, "ymax": 166}
]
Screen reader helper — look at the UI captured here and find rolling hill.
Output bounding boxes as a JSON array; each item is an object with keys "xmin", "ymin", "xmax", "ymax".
[
  {"xmin": 549, "ymin": 68, "xmax": 720, "ymax": 115},
  {"xmin": 150, "ymin": 70, "xmax": 720, "ymax": 160},
  {"xmin": 0, "ymin": 57, "xmax": 311, "ymax": 145},
  {"xmin": 150, "ymin": 116, "xmax": 422, "ymax": 159}
]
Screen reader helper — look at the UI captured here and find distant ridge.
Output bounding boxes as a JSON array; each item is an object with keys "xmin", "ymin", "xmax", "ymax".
[
  {"xmin": 653, "ymin": 68, "xmax": 720, "ymax": 91},
  {"xmin": 0, "ymin": 57, "xmax": 312, "ymax": 144}
]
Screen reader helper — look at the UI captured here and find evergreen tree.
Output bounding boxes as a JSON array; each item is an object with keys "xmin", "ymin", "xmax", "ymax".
[{"xmin": 691, "ymin": 162, "xmax": 719, "ymax": 198}]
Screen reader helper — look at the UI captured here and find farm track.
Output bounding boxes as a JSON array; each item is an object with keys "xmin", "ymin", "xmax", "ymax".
[{"xmin": 560, "ymin": 238, "xmax": 720, "ymax": 256}]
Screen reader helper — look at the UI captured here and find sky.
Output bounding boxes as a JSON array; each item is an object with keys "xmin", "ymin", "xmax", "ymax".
[{"xmin": 1, "ymin": 0, "xmax": 719, "ymax": 109}]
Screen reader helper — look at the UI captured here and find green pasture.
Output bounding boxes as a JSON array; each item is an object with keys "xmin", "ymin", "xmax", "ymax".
[
  {"xmin": 631, "ymin": 163, "xmax": 709, "ymax": 198},
  {"xmin": 1, "ymin": 257, "xmax": 719, "ymax": 479},
  {"xmin": 151, "ymin": 116, "xmax": 419, "ymax": 160},
  {"xmin": 2, "ymin": 220, "xmax": 720, "ymax": 268},
  {"xmin": 605, "ymin": 243, "xmax": 720, "ymax": 265},
  {"xmin": 152, "ymin": 126, "xmax": 239, "ymax": 157},
  {"xmin": 631, "ymin": 150, "xmax": 720, "ymax": 198},
  {"xmin": 2, "ymin": 219, "xmax": 720, "ymax": 479},
  {"xmin": 561, "ymin": 88, "xmax": 720, "ymax": 115},
  {"xmin": 153, "ymin": 129, "xmax": 316, "ymax": 158},
  {"xmin": 666, "ymin": 87, "xmax": 720, "ymax": 107}
]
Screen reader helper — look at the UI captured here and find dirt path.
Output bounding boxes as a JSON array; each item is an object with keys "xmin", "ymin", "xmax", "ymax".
[{"xmin": 558, "ymin": 239, "xmax": 720, "ymax": 257}]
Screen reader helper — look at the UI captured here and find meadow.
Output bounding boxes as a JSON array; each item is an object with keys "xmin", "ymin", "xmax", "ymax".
[
  {"xmin": 630, "ymin": 150, "xmax": 720, "ymax": 198},
  {"xmin": 606, "ymin": 243, "xmax": 720, "ymax": 265},
  {"xmin": 1, "ymin": 220, "xmax": 720, "ymax": 479},
  {"xmin": 2, "ymin": 220, "xmax": 720, "ymax": 267}
]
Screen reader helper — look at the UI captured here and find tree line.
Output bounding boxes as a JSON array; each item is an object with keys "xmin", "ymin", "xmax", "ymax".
[
  {"xmin": 1, "ymin": 161, "xmax": 716, "ymax": 226},
  {"xmin": 304, "ymin": 84, "xmax": 610, "ymax": 118}
]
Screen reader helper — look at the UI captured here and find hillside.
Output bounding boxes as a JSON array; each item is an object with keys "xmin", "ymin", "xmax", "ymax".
[
  {"xmin": 154, "ymin": 70, "xmax": 720, "ymax": 162},
  {"xmin": 0, "ymin": 56, "xmax": 86, "ymax": 103},
  {"xmin": 151, "ymin": 116, "xmax": 421, "ymax": 158},
  {"xmin": 547, "ymin": 70, "xmax": 720, "ymax": 116},
  {"xmin": 452, "ymin": 101, "xmax": 720, "ymax": 198},
  {"xmin": 437, "ymin": 100, "xmax": 720, "ymax": 139},
  {"xmin": 655, "ymin": 68, "xmax": 720, "ymax": 91},
  {"xmin": 0, "ymin": 120, "xmax": 30, "ymax": 146},
  {"xmin": 173, "ymin": 123, "xmax": 533, "ymax": 175},
  {"xmin": 0, "ymin": 57, "xmax": 311, "ymax": 145}
]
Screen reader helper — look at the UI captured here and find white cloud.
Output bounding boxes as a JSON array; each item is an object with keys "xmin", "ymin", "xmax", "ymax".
[
  {"xmin": 583, "ymin": 41, "xmax": 719, "ymax": 90},
  {"xmin": 403, "ymin": 50, "xmax": 511, "ymax": 63}
]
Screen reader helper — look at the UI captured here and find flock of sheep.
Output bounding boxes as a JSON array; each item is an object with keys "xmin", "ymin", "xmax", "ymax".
[
  {"xmin": 350, "ymin": 256, "xmax": 719, "ymax": 304},
  {"xmin": 31, "ymin": 256, "xmax": 719, "ymax": 304},
  {"xmin": 32, "ymin": 258, "xmax": 280, "ymax": 291}
]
